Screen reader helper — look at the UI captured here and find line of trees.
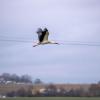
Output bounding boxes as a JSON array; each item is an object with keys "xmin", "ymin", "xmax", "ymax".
[
  {"xmin": 0, "ymin": 73, "xmax": 100, "ymax": 97},
  {"xmin": 6, "ymin": 87, "xmax": 33, "ymax": 97},
  {"xmin": 5, "ymin": 83, "xmax": 100, "ymax": 97},
  {"xmin": 0, "ymin": 73, "xmax": 32, "ymax": 84},
  {"xmin": 33, "ymin": 84, "xmax": 100, "ymax": 97}
]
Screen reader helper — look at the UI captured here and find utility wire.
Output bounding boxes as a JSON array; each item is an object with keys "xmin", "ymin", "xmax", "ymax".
[
  {"xmin": 60, "ymin": 42, "xmax": 100, "ymax": 46},
  {"xmin": 0, "ymin": 39, "xmax": 100, "ymax": 47},
  {"xmin": 0, "ymin": 39, "xmax": 32, "ymax": 43}
]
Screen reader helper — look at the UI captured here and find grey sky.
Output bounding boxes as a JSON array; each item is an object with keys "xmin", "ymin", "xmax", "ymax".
[{"xmin": 0, "ymin": 0, "xmax": 100, "ymax": 83}]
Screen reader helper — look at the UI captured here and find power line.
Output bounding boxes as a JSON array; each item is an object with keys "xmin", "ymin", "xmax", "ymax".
[
  {"xmin": 60, "ymin": 42, "xmax": 100, "ymax": 46},
  {"xmin": 0, "ymin": 39, "xmax": 32, "ymax": 43},
  {"xmin": 0, "ymin": 39, "xmax": 100, "ymax": 47}
]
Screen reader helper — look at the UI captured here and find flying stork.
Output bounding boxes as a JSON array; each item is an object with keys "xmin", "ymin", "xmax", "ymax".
[{"xmin": 33, "ymin": 28, "xmax": 59, "ymax": 47}]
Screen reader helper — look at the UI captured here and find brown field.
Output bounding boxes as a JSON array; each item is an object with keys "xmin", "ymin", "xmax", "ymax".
[
  {"xmin": 0, "ymin": 84, "xmax": 33, "ymax": 94},
  {"xmin": 0, "ymin": 83, "xmax": 91, "ymax": 95}
]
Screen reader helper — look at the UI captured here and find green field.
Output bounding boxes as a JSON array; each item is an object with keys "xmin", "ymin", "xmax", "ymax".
[{"xmin": 0, "ymin": 97, "xmax": 100, "ymax": 100}]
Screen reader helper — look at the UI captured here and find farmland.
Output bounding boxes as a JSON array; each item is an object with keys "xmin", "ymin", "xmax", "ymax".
[{"xmin": 0, "ymin": 97, "xmax": 100, "ymax": 100}]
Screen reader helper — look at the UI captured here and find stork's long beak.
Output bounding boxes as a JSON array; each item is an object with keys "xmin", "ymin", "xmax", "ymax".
[{"xmin": 33, "ymin": 44, "xmax": 38, "ymax": 47}]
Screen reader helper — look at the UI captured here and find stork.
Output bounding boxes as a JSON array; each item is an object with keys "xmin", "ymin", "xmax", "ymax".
[{"xmin": 33, "ymin": 28, "xmax": 59, "ymax": 47}]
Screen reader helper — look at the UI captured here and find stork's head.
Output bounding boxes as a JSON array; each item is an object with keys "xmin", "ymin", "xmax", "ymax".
[{"xmin": 37, "ymin": 28, "xmax": 42, "ymax": 33}]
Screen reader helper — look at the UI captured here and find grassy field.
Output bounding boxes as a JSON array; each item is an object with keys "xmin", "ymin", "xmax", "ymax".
[{"xmin": 0, "ymin": 97, "xmax": 100, "ymax": 100}]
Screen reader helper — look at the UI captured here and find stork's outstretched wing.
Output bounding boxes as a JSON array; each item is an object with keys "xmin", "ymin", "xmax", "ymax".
[
  {"xmin": 36, "ymin": 28, "xmax": 49, "ymax": 43},
  {"xmin": 36, "ymin": 28, "xmax": 43, "ymax": 42},
  {"xmin": 42, "ymin": 29, "xmax": 49, "ymax": 42}
]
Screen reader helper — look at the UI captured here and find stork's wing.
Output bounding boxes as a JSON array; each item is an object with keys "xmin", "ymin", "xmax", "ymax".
[
  {"xmin": 42, "ymin": 31, "xmax": 49, "ymax": 42},
  {"xmin": 37, "ymin": 32, "xmax": 42, "ymax": 42},
  {"xmin": 36, "ymin": 28, "xmax": 43, "ymax": 42},
  {"xmin": 36, "ymin": 28, "xmax": 49, "ymax": 42}
]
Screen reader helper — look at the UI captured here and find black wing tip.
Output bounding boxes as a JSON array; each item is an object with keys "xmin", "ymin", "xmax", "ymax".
[
  {"xmin": 43, "ymin": 28, "xmax": 48, "ymax": 32},
  {"xmin": 36, "ymin": 28, "xmax": 42, "ymax": 33}
]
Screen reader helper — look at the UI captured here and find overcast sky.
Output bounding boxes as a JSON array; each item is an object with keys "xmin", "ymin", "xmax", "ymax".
[{"xmin": 0, "ymin": 0, "xmax": 100, "ymax": 83}]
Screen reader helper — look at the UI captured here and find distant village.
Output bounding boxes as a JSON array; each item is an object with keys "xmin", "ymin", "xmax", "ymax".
[{"xmin": 0, "ymin": 73, "xmax": 100, "ymax": 98}]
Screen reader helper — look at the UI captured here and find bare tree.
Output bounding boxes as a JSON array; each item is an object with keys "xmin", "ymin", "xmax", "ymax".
[{"xmin": 34, "ymin": 79, "xmax": 43, "ymax": 84}]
